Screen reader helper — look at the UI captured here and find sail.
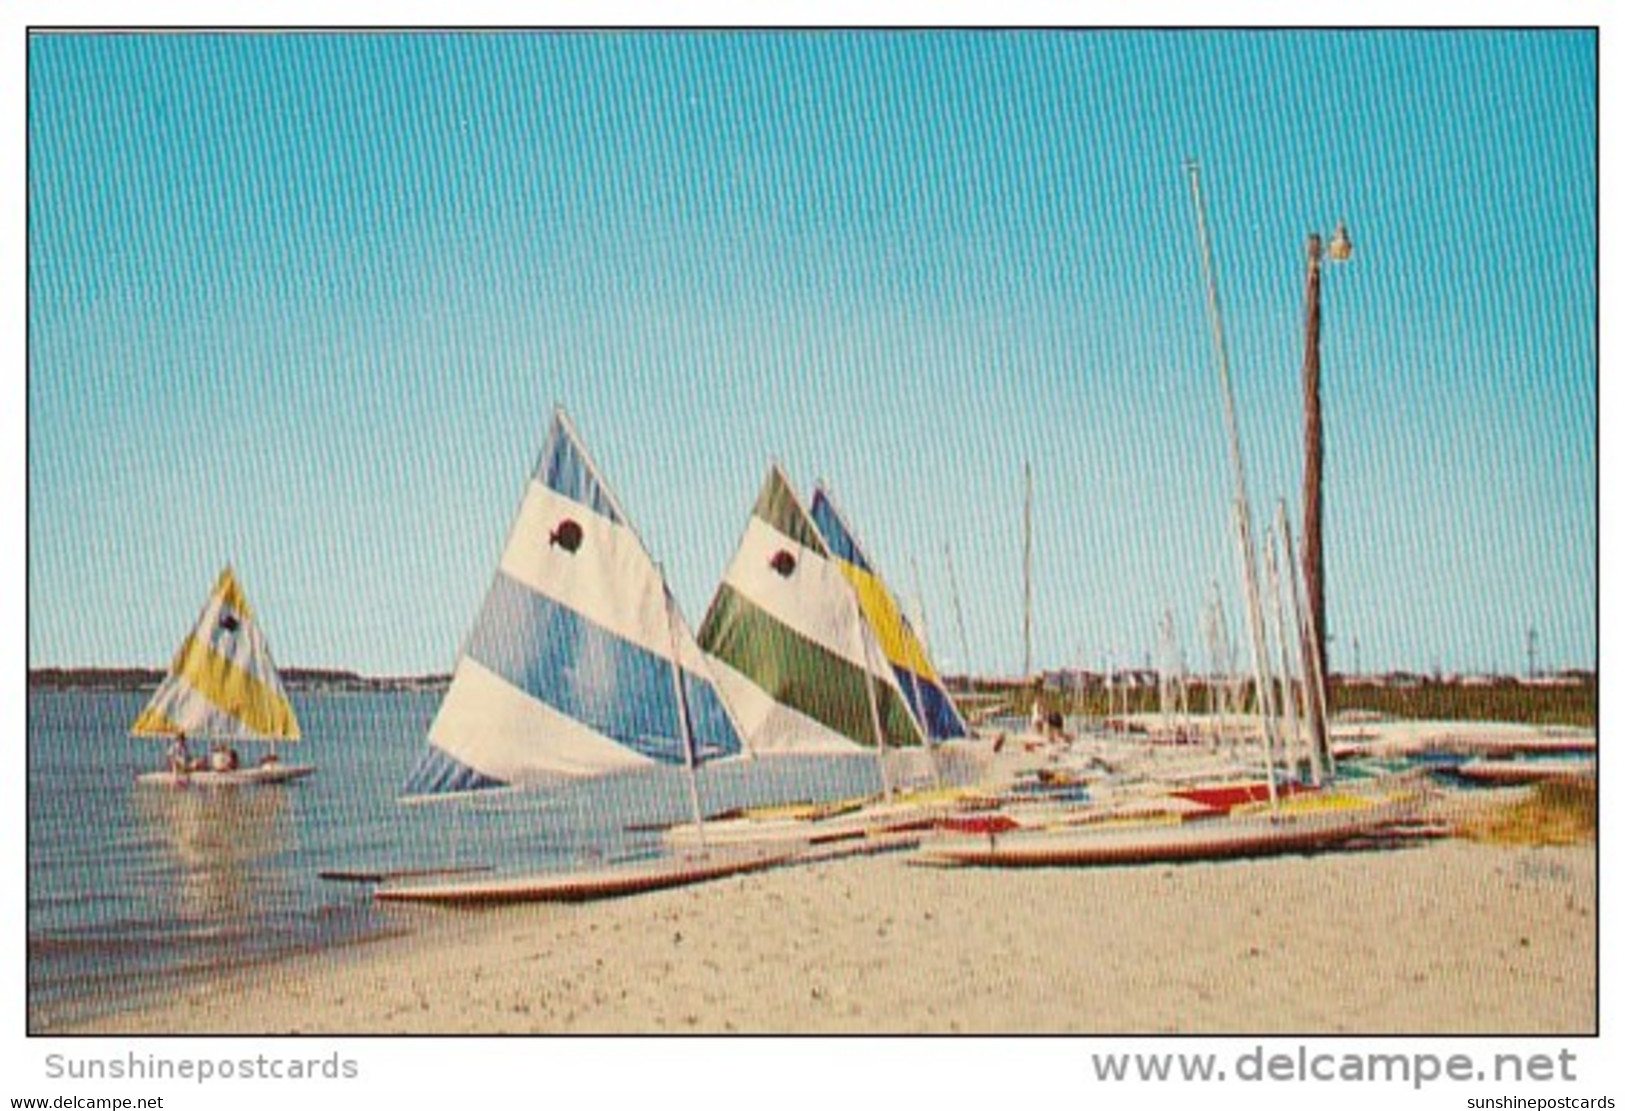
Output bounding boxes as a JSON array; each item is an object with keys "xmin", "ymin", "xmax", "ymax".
[
  {"xmin": 130, "ymin": 567, "xmax": 301, "ymax": 743},
  {"xmin": 401, "ymin": 407, "xmax": 746, "ymax": 798},
  {"xmin": 697, "ymin": 464, "xmax": 925, "ymax": 754},
  {"xmin": 809, "ymin": 485, "xmax": 970, "ymax": 742}
]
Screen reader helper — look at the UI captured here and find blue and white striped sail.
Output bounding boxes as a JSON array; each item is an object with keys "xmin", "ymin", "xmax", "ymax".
[{"xmin": 401, "ymin": 408, "xmax": 747, "ymax": 799}]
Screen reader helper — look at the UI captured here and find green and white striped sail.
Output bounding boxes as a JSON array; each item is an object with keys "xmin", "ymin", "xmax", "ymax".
[
  {"xmin": 130, "ymin": 566, "xmax": 302, "ymax": 743},
  {"xmin": 697, "ymin": 465, "xmax": 925, "ymax": 754}
]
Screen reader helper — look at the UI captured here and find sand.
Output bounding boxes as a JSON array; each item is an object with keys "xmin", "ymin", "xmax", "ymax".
[{"xmin": 62, "ymin": 835, "xmax": 1594, "ymax": 1035}]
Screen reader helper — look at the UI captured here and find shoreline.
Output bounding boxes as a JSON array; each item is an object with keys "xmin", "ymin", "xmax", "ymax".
[{"xmin": 52, "ymin": 835, "xmax": 1595, "ymax": 1036}]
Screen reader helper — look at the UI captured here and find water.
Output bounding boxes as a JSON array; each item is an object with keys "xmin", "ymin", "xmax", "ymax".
[{"xmin": 27, "ymin": 688, "xmax": 886, "ymax": 1031}]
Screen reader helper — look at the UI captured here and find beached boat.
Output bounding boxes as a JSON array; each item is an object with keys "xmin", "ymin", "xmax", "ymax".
[
  {"xmin": 400, "ymin": 407, "xmax": 747, "ymax": 797},
  {"xmin": 663, "ymin": 469, "xmax": 974, "ymax": 849},
  {"xmin": 383, "ymin": 407, "xmax": 764, "ymax": 903},
  {"xmin": 668, "ymin": 783, "xmax": 996, "ymax": 850},
  {"xmin": 376, "ymin": 845, "xmax": 794, "ymax": 905},
  {"xmin": 695, "ymin": 464, "xmax": 930, "ymax": 765},
  {"xmin": 914, "ymin": 788, "xmax": 1425, "ymax": 868},
  {"xmin": 1453, "ymin": 757, "xmax": 1595, "ymax": 787},
  {"xmin": 1169, "ymin": 778, "xmax": 1315, "ymax": 813},
  {"xmin": 130, "ymin": 567, "xmax": 312, "ymax": 787}
]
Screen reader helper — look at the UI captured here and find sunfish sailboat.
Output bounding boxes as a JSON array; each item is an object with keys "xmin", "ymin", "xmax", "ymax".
[
  {"xmin": 131, "ymin": 567, "xmax": 312, "ymax": 787},
  {"xmin": 382, "ymin": 408, "xmax": 781, "ymax": 902},
  {"xmin": 808, "ymin": 483, "xmax": 970, "ymax": 746},
  {"xmin": 696, "ymin": 464, "xmax": 928, "ymax": 769},
  {"xmin": 399, "ymin": 406, "xmax": 747, "ymax": 797},
  {"xmin": 663, "ymin": 466, "xmax": 974, "ymax": 850}
]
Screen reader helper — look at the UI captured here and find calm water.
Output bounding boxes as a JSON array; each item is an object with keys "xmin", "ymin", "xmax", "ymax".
[{"xmin": 27, "ymin": 688, "xmax": 885, "ymax": 1031}]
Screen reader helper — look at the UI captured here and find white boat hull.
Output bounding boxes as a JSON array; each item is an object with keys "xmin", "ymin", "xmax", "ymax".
[
  {"xmin": 915, "ymin": 794, "xmax": 1424, "ymax": 868},
  {"xmin": 663, "ymin": 791, "xmax": 977, "ymax": 851},
  {"xmin": 1454, "ymin": 758, "xmax": 1595, "ymax": 786},
  {"xmin": 136, "ymin": 764, "xmax": 316, "ymax": 788}
]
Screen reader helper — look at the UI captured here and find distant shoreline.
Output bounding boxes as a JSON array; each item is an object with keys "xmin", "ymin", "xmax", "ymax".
[
  {"xmin": 26, "ymin": 667, "xmax": 451, "ymax": 693},
  {"xmin": 26, "ymin": 667, "xmax": 1597, "ymax": 728}
]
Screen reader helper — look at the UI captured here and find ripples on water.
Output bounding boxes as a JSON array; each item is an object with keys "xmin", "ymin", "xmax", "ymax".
[{"xmin": 26, "ymin": 688, "xmax": 886, "ymax": 1031}]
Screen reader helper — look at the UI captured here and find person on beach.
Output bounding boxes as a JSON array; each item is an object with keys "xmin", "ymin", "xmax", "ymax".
[{"xmin": 1045, "ymin": 710, "xmax": 1070, "ymax": 747}]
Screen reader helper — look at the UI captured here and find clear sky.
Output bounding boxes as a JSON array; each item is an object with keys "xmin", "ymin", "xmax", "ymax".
[{"xmin": 26, "ymin": 29, "xmax": 1596, "ymax": 678}]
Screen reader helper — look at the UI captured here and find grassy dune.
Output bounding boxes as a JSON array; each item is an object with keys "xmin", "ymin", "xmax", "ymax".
[{"xmin": 1456, "ymin": 780, "xmax": 1598, "ymax": 846}]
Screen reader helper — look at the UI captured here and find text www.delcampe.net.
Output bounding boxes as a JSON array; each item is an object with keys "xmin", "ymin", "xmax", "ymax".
[{"xmin": 1090, "ymin": 1046, "xmax": 1588, "ymax": 1090}]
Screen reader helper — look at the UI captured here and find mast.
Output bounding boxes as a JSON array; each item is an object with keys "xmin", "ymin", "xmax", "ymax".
[
  {"xmin": 1023, "ymin": 461, "xmax": 1033, "ymax": 680},
  {"xmin": 945, "ymin": 542, "xmax": 971, "ymax": 686},
  {"xmin": 1158, "ymin": 609, "xmax": 1177, "ymax": 734},
  {"xmin": 1203, "ymin": 585, "xmax": 1230, "ymax": 746},
  {"xmin": 1277, "ymin": 501, "xmax": 1332, "ymax": 782},
  {"xmin": 854, "ymin": 586, "xmax": 894, "ymax": 801},
  {"xmin": 1263, "ymin": 525, "xmax": 1307, "ymax": 782},
  {"xmin": 660, "ymin": 576, "xmax": 707, "ymax": 852},
  {"xmin": 910, "ymin": 557, "xmax": 931, "ymax": 658},
  {"xmin": 1186, "ymin": 159, "xmax": 1281, "ymax": 803}
]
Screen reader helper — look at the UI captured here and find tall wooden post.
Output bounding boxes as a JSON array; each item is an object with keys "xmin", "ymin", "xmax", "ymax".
[{"xmin": 1301, "ymin": 233, "xmax": 1329, "ymax": 765}]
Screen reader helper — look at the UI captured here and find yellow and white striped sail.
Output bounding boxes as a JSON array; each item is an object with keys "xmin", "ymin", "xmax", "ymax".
[{"xmin": 130, "ymin": 567, "xmax": 302, "ymax": 743}]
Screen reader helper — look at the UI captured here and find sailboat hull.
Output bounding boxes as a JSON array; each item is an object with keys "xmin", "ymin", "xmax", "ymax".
[
  {"xmin": 915, "ymin": 794, "xmax": 1423, "ymax": 868},
  {"xmin": 1453, "ymin": 758, "xmax": 1595, "ymax": 786},
  {"xmin": 135, "ymin": 764, "xmax": 316, "ymax": 788},
  {"xmin": 373, "ymin": 846, "xmax": 795, "ymax": 905}
]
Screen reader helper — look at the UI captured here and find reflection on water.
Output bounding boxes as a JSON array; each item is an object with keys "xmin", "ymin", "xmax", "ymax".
[
  {"xmin": 28, "ymin": 688, "xmax": 906, "ymax": 1029},
  {"xmin": 131, "ymin": 786, "xmax": 294, "ymax": 926},
  {"xmin": 27, "ymin": 689, "xmax": 431, "ymax": 1030}
]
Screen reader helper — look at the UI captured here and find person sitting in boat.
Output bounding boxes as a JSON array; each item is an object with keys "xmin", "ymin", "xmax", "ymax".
[
  {"xmin": 167, "ymin": 733, "xmax": 192, "ymax": 775},
  {"xmin": 258, "ymin": 751, "xmax": 280, "ymax": 767},
  {"xmin": 209, "ymin": 743, "xmax": 240, "ymax": 773}
]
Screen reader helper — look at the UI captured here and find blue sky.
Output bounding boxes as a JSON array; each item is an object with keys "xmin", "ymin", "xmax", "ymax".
[{"xmin": 26, "ymin": 29, "xmax": 1596, "ymax": 678}]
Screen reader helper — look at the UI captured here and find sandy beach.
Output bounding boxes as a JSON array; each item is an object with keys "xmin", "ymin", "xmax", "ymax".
[{"xmin": 62, "ymin": 831, "xmax": 1594, "ymax": 1036}]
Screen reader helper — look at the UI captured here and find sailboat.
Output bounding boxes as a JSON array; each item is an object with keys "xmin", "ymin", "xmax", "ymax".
[
  {"xmin": 662, "ymin": 466, "xmax": 971, "ymax": 849},
  {"xmin": 399, "ymin": 406, "xmax": 748, "ymax": 796},
  {"xmin": 381, "ymin": 408, "xmax": 788, "ymax": 903},
  {"xmin": 808, "ymin": 483, "xmax": 970, "ymax": 747},
  {"xmin": 131, "ymin": 566, "xmax": 313, "ymax": 787},
  {"xmin": 695, "ymin": 464, "xmax": 927, "ymax": 763}
]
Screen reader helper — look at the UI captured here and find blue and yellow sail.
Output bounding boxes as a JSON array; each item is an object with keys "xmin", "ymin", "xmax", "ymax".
[
  {"xmin": 130, "ymin": 566, "xmax": 302, "ymax": 743},
  {"xmin": 809, "ymin": 485, "xmax": 969, "ymax": 743}
]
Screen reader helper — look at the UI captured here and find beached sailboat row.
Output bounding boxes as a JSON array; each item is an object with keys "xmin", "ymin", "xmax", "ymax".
[
  {"xmin": 371, "ymin": 408, "xmax": 987, "ymax": 901},
  {"xmin": 130, "ymin": 405, "xmax": 1440, "ymax": 903}
]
